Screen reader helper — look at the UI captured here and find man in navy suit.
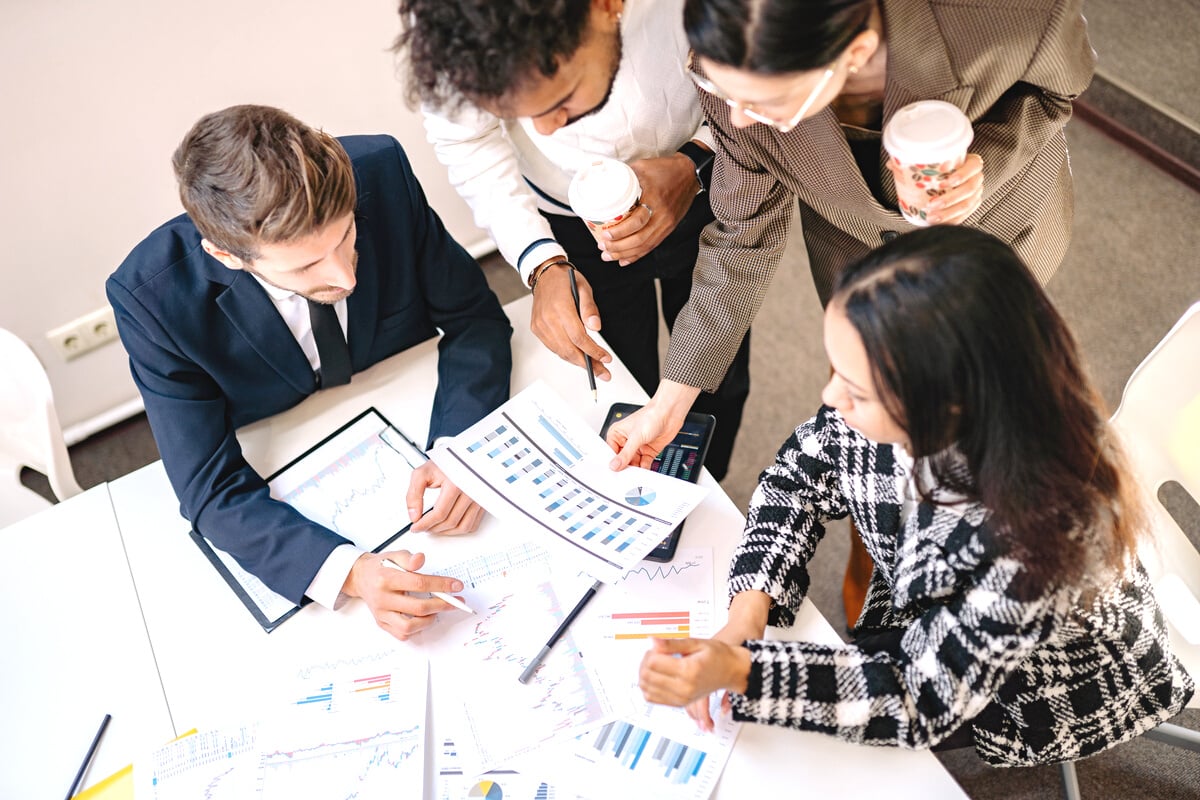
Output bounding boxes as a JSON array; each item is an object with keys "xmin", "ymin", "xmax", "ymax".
[{"xmin": 107, "ymin": 105, "xmax": 512, "ymax": 640}]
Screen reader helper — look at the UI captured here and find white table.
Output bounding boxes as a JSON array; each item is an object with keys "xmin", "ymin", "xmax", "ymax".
[
  {"xmin": 0, "ymin": 485, "xmax": 175, "ymax": 800},
  {"xmin": 106, "ymin": 295, "xmax": 965, "ymax": 797}
]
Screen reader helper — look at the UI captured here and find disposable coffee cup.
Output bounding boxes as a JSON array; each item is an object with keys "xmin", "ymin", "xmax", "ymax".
[
  {"xmin": 883, "ymin": 100, "xmax": 974, "ymax": 226},
  {"xmin": 567, "ymin": 157, "xmax": 642, "ymax": 239}
]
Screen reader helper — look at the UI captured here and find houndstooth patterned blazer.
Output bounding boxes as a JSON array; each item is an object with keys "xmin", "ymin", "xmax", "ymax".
[
  {"xmin": 665, "ymin": 0, "xmax": 1096, "ymax": 392},
  {"xmin": 729, "ymin": 407, "xmax": 1194, "ymax": 766}
]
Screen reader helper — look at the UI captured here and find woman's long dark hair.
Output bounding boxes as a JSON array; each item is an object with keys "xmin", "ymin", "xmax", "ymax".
[
  {"xmin": 831, "ymin": 226, "xmax": 1140, "ymax": 589},
  {"xmin": 684, "ymin": 0, "xmax": 873, "ymax": 73}
]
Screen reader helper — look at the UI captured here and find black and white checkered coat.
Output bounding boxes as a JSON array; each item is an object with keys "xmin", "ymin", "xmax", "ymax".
[{"xmin": 729, "ymin": 407, "xmax": 1194, "ymax": 766}]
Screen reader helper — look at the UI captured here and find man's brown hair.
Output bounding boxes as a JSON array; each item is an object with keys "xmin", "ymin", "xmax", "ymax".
[{"xmin": 172, "ymin": 105, "xmax": 356, "ymax": 262}]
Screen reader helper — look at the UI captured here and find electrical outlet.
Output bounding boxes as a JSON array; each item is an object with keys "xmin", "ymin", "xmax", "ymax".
[{"xmin": 46, "ymin": 305, "xmax": 120, "ymax": 361}]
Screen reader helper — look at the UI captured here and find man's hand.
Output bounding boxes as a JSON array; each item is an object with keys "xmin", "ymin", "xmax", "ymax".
[
  {"xmin": 605, "ymin": 380, "xmax": 701, "ymax": 470},
  {"xmin": 529, "ymin": 262, "xmax": 613, "ymax": 381},
  {"xmin": 407, "ymin": 461, "xmax": 485, "ymax": 534},
  {"xmin": 599, "ymin": 153, "xmax": 701, "ymax": 266},
  {"xmin": 639, "ymin": 637, "xmax": 751, "ymax": 726},
  {"xmin": 341, "ymin": 550, "xmax": 466, "ymax": 640}
]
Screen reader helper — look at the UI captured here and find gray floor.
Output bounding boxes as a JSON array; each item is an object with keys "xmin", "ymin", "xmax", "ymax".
[{"xmin": 24, "ymin": 117, "xmax": 1200, "ymax": 799}]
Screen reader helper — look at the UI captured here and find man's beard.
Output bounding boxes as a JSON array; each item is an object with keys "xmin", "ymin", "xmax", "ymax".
[{"xmin": 565, "ymin": 31, "xmax": 623, "ymax": 126}]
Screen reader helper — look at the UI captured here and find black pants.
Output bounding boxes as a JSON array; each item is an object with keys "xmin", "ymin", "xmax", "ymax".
[{"xmin": 542, "ymin": 195, "xmax": 750, "ymax": 481}]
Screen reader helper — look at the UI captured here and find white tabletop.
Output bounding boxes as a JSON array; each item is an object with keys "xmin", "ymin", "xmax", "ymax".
[
  {"xmin": 0, "ymin": 485, "xmax": 175, "ymax": 800},
  {"xmin": 105, "ymin": 294, "xmax": 966, "ymax": 798}
]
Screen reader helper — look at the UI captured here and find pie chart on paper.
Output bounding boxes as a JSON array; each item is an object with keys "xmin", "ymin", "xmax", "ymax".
[
  {"xmin": 468, "ymin": 780, "xmax": 503, "ymax": 799},
  {"xmin": 625, "ymin": 486, "xmax": 656, "ymax": 506}
]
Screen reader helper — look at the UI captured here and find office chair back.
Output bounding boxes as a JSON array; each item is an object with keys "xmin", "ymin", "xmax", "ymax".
[
  {"xmin": 1109, "ymin": 301, "xmax": 1200, "ymax": 698},
  {"xmin": 0, "ymin": 328, "xmax": 83, "ymax": 527}
]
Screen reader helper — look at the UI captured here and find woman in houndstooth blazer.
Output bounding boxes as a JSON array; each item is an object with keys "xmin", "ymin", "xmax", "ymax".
[
  {"xmin": 639, "ymin": 227, "xmax": 1193, "ymax": 766},
  {"xmin": 607, "ymin": 0, "xmax": 1097, "ymax": 491}
]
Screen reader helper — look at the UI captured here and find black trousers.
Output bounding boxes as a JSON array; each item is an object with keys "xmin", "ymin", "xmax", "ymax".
[{"xmin": 542, "ymin": 195, "xmax": 750, "ymax": 481}]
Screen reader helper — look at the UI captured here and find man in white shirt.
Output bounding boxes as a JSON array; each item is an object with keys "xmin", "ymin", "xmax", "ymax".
[
  {"xmin": 395, "ymin": 0, "xmax": 749, "ymax": 479},
  {"xmin": 107, "ymin": 105, "xmax": 512, "ymax": 640}
]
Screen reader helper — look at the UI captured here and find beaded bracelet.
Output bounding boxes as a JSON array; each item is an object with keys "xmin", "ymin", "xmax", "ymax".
[{"xmin": 528, "ymin": 259, "xmax": 573, "ymax": 293}]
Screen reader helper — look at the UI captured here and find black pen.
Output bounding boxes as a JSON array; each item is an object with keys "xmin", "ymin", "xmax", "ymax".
[
  {"xmin": 567, "ymin": 266, "xmax": 598, "ymax": 403},
  {"xmin": 65, "ymin": 713, "xmax": 111, "ymax": 800},
  {"xmin": 518, "ymin": 579, "xmax": 603, "ymax": 683}
]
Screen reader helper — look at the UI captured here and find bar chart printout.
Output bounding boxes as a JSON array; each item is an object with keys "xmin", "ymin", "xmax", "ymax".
[
  {"xmin": 432, "ymin": 381, "xmax": 709, "ymax": 583},
  {"xmin": 523, "ymin": 695, "xmax": 740, "ymax": 800},
  {"xmin": 139, "ymin": 652, "xmax": 428, "ymax": 800}
]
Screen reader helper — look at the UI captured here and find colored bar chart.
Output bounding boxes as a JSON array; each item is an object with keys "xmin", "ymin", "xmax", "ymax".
[
  {"xmin": 610, "ymin": 610, "xmax": 691, "ymax": 640},
  {"xmin": 432, "ymin": 381, "xmax": 709, "ymax": 583}
]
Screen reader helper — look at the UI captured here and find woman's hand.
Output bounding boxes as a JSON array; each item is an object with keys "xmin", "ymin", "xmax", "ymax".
[
  {"xmin": 676, "ymin": 592, "xmax": 772, "ymax": 729},
  {"xmin": 605, "ymin": 381, "xmax": 701, "ymax": 470},
  {"xmin": 639, "ymin": 637, "xmax": 751, "ymax": 731},
  {"xmin": 888, "ymin": 153, "xmax": 984, "ymax": 225}
]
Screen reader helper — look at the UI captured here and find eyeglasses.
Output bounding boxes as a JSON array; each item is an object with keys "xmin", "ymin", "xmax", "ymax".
[{"xmin": 687, "ymin": 59, "xmax": 838, "ymax": 133}]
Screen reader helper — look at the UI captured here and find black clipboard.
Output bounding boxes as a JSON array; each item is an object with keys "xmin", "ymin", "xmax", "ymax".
[{"xmin": 189, "ymin": 407, "xmax": 431, "ymax": 632}]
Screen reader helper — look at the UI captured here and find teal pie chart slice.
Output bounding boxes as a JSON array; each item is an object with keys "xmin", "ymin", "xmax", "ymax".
[{"xmin": 625, "ymin": 486, "xmax": 656, "ymax": 506}]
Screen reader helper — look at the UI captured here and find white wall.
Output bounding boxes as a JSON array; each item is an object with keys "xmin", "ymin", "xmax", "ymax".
[{"xmin": 0, "ymin": 0, "xmax": 489, "ymax": 436}]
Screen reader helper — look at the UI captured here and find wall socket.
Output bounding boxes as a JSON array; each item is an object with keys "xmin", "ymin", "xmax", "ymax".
[{"xmin": 46, "ymin": 305, "xmax": 120, "ymax": 361}]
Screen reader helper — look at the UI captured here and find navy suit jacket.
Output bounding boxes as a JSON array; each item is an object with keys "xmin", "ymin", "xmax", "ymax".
[{"xmin": 106, "ymin": 135, "xmax": 512, "ymax": 604}]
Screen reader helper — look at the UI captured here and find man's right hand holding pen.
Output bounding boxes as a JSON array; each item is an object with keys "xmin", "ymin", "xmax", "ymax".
[
  {"xmin": 528, "ymin": 259, "xmax": 613, "ymax": 382},
  {"xmin": 342, "ymin": 550, "xmax": 467, "ymax": 641}
]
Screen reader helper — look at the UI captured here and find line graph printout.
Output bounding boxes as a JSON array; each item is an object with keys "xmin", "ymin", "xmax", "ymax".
[
  {"xmin": 196, "ymin": 408, "xmax": 433, "ymax": 630},
  {"xmin": 138, "ymin": 651, "xmax": 428, "ymax": 800},
  {"xmin": 254, "ymin": 652, "xmax": 427, "ymax": 800},
  {"xmin": 420, "ymin": 542, "xmax": 615, "ymax": 774},
  {"xmin": 431, "ymin": 381, "xmax": 709, "ymax": 583},
  {"xmin": 142, "ymin": 726, "xmax": 259, "ymax": 800}
]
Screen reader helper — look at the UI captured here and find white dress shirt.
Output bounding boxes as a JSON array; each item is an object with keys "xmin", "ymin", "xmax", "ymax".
[
  {"xmin": 421, "ymin": 0, "xmax": 712, "ymax": 284},
  {"xmin": 251, "ymin": 275, "xmax": 360, "ymax": 609}
]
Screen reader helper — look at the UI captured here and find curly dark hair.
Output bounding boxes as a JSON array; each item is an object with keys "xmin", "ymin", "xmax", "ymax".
[{"xmin": 394, "ymin": 0, "xmax": 594, "ymax": 112}]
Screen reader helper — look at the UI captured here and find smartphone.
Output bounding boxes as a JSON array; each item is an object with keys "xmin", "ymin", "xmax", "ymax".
[{"xmin": 600, "ymin": 402, "xmax": 716, "ymax": 562}]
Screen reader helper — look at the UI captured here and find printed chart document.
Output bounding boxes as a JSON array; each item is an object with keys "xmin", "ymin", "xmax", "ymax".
[
  {"xmin": 431, "ymin": 381, "xmax": 709, "ymax": 583},
  {"xmin": 508, "ymin": 546, "xmax": 738, "ymax": 800},
  {"xmin": 419, "ymin": 541, "xmax": 615, "ymax": 774},
  {"xmin": 140, "ymin": 651, "xmax": 427, "ymax": 799},
  {"xmin": 435, "ymin": 736, "xmax": 590, "ymax": 800},
  {"xmin": 190, "ymin": 408, "xmax": 432, "ymax": 631}
]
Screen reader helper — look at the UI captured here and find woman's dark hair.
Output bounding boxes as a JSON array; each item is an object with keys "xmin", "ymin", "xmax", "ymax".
[
  {"xmin": 684, "ymin": 0, "xmax": 873, "ymax": 73},
  {"xmin": 395, "ymin": 0, "xmax": 593, "ymax": 111},
  {"xmin": 831, "ymin": 226, "xmax": 1140, "ymax": 590}
]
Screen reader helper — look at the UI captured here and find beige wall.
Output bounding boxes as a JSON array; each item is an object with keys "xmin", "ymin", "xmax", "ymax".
[{"xmin": 0, "ymin": 0, "xmax": 489, "ymax": 437}]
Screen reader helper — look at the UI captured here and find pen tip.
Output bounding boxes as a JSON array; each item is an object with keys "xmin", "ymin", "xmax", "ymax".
[{"xmin": 591, "ymin": 390, "xmax": 598, "ymax": 403}]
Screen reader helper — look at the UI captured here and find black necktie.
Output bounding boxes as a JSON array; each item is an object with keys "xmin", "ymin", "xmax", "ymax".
[{"xmin": 307, "ymin": 300, "xmax": 352, "ymax": 388}]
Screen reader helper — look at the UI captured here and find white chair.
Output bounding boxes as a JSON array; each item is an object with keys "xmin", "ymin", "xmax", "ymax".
[
  {"xmin": 1058, "ymin": 302, "xmax": 1200, "ymax": 799},
  {"xmin": 0, "ymin": 328, "xmax": 83, "ymax": 527}
]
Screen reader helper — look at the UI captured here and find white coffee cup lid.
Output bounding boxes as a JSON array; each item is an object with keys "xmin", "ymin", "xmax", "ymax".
[
  {"xmin": 883, "ymin": 100, "xmax": 974, "ymax": 164},
  {"xmin": 568, "ymin": 157, "xmax": 642, "ymax": 223}
]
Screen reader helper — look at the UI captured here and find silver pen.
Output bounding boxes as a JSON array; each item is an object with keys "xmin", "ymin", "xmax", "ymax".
[{"xmin": 380, "ymin": 558, "xmax": 475, "ymax": 614}]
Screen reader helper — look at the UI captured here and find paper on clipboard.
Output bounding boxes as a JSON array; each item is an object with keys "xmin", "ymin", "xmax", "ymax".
[{"xmin": 190, "ymin": 407, "xmax": 432, "ymax": 631}]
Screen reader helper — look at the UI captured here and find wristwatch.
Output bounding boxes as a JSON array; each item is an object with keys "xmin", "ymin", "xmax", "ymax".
[{"xmin": 677, "ymin": 141, "xmax": 715, "ymax": 194}]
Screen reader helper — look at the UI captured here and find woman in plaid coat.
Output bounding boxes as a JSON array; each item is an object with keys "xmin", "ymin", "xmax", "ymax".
[{"xmin": 638, "ymin": 226, "xmax": 1194, "ymax": 766}]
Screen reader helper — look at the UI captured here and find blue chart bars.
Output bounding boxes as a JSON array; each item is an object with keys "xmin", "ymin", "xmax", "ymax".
[
  {"xmin": 461, "ymin": 417, "xmax": 660, "ymax": 561},
  {"xmin": 590, "ymin": 720, "xmax": 708, "ymax": 785}
]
